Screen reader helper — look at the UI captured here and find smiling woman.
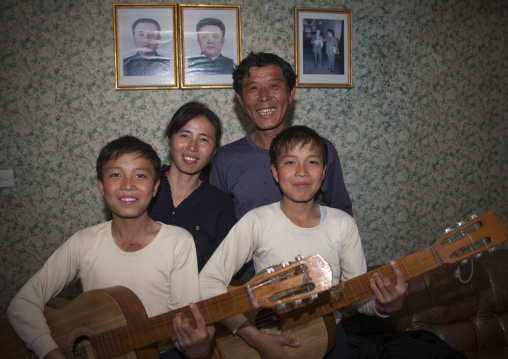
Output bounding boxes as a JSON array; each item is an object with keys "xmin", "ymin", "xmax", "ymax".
[{"xmin": 149, "ymin": 101, "xmax": 237, "ymax": 274}]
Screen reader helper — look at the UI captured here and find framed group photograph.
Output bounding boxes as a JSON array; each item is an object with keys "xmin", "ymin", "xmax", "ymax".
[
  {"xmin": 294, "ymin": 8, "xmax": 352, "ymax": 88},
  {"xmin": 114, "ymin": 3, "xmax": 179, "ymax": 90},
  {"xmin": 179, "ymin": 4, "xmax": 241, "ymax": 89}
]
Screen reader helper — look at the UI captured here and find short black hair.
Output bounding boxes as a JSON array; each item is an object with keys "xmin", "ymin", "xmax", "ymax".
[
  {"xmin": 196, "ymin": 18, "xmax": 226, "ymax": 37},
  {"xmin": 328, "ymin": 29, "xmax": 335, "ymax": 36},
  {"xmin": 269, "ymin": 126, "xmax": 328, "ymax": 168},
  {"xmin": 132, "ymin": 18, "xmax": 161, "ymax": 34},
  {"xmin": 96, "ymin": 136, "xmax": 161, "ymax": 183},
  {"xmin": 233, "ymin": 52, "xmax": 297, "ymax": 96},
  {"xmin": 164, "ymin": 101, "xmax": 223, "ymax": 149}
]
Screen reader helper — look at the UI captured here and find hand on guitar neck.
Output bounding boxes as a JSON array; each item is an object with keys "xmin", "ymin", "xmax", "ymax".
[
  {"xmin": 173, "ymin": 303, "xmax": 216, "ymax": 358},
  {"xmin": 370, "ymin": 260, "xmax": 408, "ymax": 315}
]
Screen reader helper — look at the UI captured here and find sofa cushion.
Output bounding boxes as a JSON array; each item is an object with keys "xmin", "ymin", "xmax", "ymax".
[{"xmin": 390, "ymin": 249, "xmax": 508, "ymax": 357}]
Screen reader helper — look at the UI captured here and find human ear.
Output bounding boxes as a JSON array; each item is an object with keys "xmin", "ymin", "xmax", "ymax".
[
  {"xmin": 152, "ymin": 179, "xmax": 161, "ymax": 197},
  {"xmin": 96, "ymin": 178, "xmax": 105, "ymax": 196},
  {"xmin": 270, "ymin": 164, "xmax": 279, "ymax": 183}
]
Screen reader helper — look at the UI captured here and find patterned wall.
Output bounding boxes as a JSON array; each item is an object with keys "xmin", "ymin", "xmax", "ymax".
[{"xmin": 1, "ymin": 0, "xmax": 507, "ymax": 309}]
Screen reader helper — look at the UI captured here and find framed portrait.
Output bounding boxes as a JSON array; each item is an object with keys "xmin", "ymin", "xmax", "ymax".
[
  {"xmin": 113, "ymin": 3, "xmax": 179, "ymax": 90},
  {"xmin": 294, "ymin": 8, "xmax": 352, "ymax": 88},
  {"xmin": 179, "ymin": 4, "xmax": 241, "ymax": 89}
]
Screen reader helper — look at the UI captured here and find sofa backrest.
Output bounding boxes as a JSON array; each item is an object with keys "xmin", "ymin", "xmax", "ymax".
[{"xmin": 390, "ymin": 249, "xmax": 508, "ymax": 356}]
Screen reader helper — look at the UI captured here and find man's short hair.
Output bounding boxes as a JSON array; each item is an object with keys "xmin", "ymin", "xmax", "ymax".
[
  {"xmin": 233, "ymin": 52, "xmax": 297, "ymax": 96},
  {"xmin": 132, "ymin": 18, "xmax": 161, "ymax": 34},
  {"xmin": 164, "ymin": 101, "xmax": 223, "ymax": 149},
  {"xmin": 196, "ymin": 18, "xmax": 226, "ymax": 37},
  {"xmin": 269, "ymin": 126, "xmax": 328, "ymax": 168},
  {"xmin": 328, "ymin": 29, "xmax": 335, "ymax": 36},
  {"xmin": 96, "ymin": 135, "xmax": 161, "ymax": 183}
]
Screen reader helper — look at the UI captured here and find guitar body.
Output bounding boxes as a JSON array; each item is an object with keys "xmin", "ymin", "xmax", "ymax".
[
  {"xmin": 213, "ymin": 310, "xmax": 337, "ymax": 359},
  {"xmin": 0, "ymin": 287, "xmax": 159, "ymax": 359}
]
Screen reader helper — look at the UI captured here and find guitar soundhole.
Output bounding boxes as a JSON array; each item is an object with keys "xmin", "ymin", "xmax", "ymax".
[
  {"xmin": 254, "ymin": 308, "xmax": 282, "ymax": 333},
  {"xmin": 73, "ymin": 336, "xmax": 97, "ymax": 358}
]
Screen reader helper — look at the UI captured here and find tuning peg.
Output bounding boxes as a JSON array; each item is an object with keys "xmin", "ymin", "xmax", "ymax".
[
  {"xmin": 468, "ymin": 214, "xmax": 478, "ymax": 221},
  {"xmin": 277, "ymin": 303, "xmax": 287, "ymax": 310},
  {"xmin": 294, "ymin": 298, "xmax": 303, "ymax": 306},
  {"xmin": 460, "ymin": 259, "xmax": 469, "ymax": 266},
  {"xmin": 488, "ymin": 246, "xmax": 497, "ymax": 253},
  {"xmin": 280, "ymin": 261, "xmax": 290, "ymax": 268},
  {"xmin": 443, "ymin": 227, "xmax": 453, "ymax": 235},
  {"xmin": 295, "ymin": 255, "xmax": 304, "ymax": 261},
  {"xmin": 309, "ymin": 293, "xmax": 319, "ymax": 301},
  {"xmin": 265, "ymin": 267, "xmax": 275, "ymax": 274},
  {"xmin": 473, "ymin": 253, "xmax": 483, "ymax": 259},
  {"xmin": 456, "ymin": 221, "xmax": 466, "ymax": 227}
]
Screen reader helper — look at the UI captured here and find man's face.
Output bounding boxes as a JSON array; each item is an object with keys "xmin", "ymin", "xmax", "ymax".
[
  {"xmin": 237, "ymin": 65, "xmax": 296, "ymax": 133},
  {"xmin": 197, "ymin": 25, "xmax": 225, "ymax": 60},
  {"xmin": 133, "ymin": 22, "xmax": 161, "ymax": 58},
  {"xmin": 328, "ymin": 31, "xmax": 333, "ymax": 37}
]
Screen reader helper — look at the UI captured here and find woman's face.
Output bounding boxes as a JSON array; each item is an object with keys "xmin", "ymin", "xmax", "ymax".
[{"xmin": 169, "ymin": 116, "xmax": 217, "ymax": 176}]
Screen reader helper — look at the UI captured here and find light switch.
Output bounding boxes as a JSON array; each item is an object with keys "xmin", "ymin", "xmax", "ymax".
[{"xmin": 0, "ymin": 170, "xmax": 14, "ymax": 187}]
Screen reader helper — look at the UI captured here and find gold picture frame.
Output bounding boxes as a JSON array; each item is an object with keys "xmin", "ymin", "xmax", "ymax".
[
  {"xmin": 294, "ymin": 7, "xmax": 353, "ymax": 88},
  {"xmin": 179, "ymin": 4, "xmax": 242, "ymax": 89},
  {"xmin": 113, "ymin": 3, "xmax": 179, "ymax": 90}
]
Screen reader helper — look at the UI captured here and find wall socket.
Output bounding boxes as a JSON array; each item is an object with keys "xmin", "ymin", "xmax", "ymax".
[{"xmin": 0, "ymin": 170, "xmax": 14, "ymax": 187}]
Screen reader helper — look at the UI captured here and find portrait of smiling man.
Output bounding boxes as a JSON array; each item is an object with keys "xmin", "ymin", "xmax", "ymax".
[
  {"xmin": 187, "ymin": 17, "xmax": 234, "ymax": 76},
  {"xmin": 123, "ymin": 18, "xmax": 172, "ymax": 77}
]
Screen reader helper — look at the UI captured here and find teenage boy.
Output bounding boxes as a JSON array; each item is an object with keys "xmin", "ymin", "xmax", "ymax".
[
  {"xmin": 7, "ymin": 136, "xmax": 214, "ymax": 359},
  {"xmin": 200, "ymin": 126, "xmax": 406, "ymax": 358}
]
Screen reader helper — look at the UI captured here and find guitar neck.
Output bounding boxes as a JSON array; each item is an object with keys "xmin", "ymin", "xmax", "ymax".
[
  {"xmin": 92, "ymin": 286, "xmax": 252, "ymax": 358},
  {"xmin": 279, "ymin": 247, "xmax": 440, "ymax": 328}
]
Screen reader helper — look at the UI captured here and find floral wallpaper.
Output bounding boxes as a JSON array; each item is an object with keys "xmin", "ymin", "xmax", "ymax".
[{"xmin": 1, "ymin": 0, "xmax": 507, "ymax": 309}]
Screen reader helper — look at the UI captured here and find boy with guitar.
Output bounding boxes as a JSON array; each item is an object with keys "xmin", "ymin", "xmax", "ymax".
[
  {"xmin": 199, "ymin": 126, "xmax": 407, "ymax": 358},
  {"xmin": 7, "ymin": 136, "xmax": 214, "ymax": 359}
]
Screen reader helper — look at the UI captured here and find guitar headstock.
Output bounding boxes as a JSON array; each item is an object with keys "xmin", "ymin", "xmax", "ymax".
[
  {"xmin": 433, "ymin": 212, "xmax": 506, "ymax": 265},
  {"xmin": 246, "ymin": 254, "xmax": 332, "ymax": 309}
]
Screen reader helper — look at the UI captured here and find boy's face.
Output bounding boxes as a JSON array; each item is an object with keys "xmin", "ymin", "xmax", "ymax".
[
  {"xmin": 270, "ymin": 143, "xmax": 326, "ymax": 204},
  {"xmin": 97, "ymin": 152, "xmax": 160, "ymax": 220}
]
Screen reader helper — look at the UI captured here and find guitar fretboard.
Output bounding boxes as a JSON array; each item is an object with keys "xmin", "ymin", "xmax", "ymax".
[
  {"xmin": 278, "ymin": 247, "xmax": 440, "ymax": 328},
  {"xmin": 92, "ymin": 286, "xmax": 252, "ymax": 358}
]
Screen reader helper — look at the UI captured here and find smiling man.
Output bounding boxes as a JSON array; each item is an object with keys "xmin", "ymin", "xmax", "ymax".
[
  {"xmin": 123, "ymin": 18, "xmax": 172, "ymax": 77},
  {"xmin": 210, "ymin": 52, "xmax": 353, "ymax": 221},
  {"xmin": 187, "ymin": 18, "xmax": 234, "ymax": 76}
]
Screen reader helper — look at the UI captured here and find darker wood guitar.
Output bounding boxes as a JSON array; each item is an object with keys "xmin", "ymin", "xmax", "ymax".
[{"xmin": 212, "ymin": 212, "xmax": 507, "ymax": 358}]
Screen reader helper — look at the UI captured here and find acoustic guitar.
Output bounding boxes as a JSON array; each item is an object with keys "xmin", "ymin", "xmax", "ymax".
[
  {"xmin": 212, "ymin": 211, "xmax": 507, "ymax": 358},
  {"xmin": 0, "ymin": 254, "xmax": 333, "ymax": 359}
]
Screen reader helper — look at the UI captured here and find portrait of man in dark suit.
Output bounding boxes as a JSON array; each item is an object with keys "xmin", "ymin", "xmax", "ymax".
[
  {"xmin": 187, "ymin": 18, "xmax": 234, "ymax": 76},
  {"xmin": 123, "ymin": 18, "xmax": 172, "ymax": 77}
]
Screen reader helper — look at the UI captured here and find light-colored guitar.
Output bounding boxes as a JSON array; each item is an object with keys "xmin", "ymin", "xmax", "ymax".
[
  {"xmin": 213, "ymin": 212, "xmax": 507, "ymax": 358},
  {"xmin": 0, "ymin": 254, "xmax": 333, "ymax": 359}
]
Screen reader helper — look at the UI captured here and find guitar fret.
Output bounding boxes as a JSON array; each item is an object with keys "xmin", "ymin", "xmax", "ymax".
[
  {"xmin": 346, "ymin": 281, "xmax": 358, "ymax": 302},
  {"xmin": 229, "ymin": 290, "xmax": 239, "ymax": 315},
  {"xmin": 399, "ymin": 258, "xmax": 408, "ymax": 278},
  {"xmin": 115, "ymin": 327, "xmax": 125, "ymax": 356},
  {"xmin": 162, "ymin": 312, "xmax": 171, "ymax": 339},
  {"xmin": 357, "ymin": 276, "xmax": 367, "ymax": 297},
  {"xmin": 415, "ymin": 252, "xmax": 424, "ymax": 274},
  {"xmin": 146, "ymin": 317, "xmax": 155, "ymax": 347},
  {"xmin": 216, "ymin": 295, "xmax": 224, "ymax": 319},
  {"xmin": 203, "ymin": 298, "xmax": 211, "ymax": 323}
]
